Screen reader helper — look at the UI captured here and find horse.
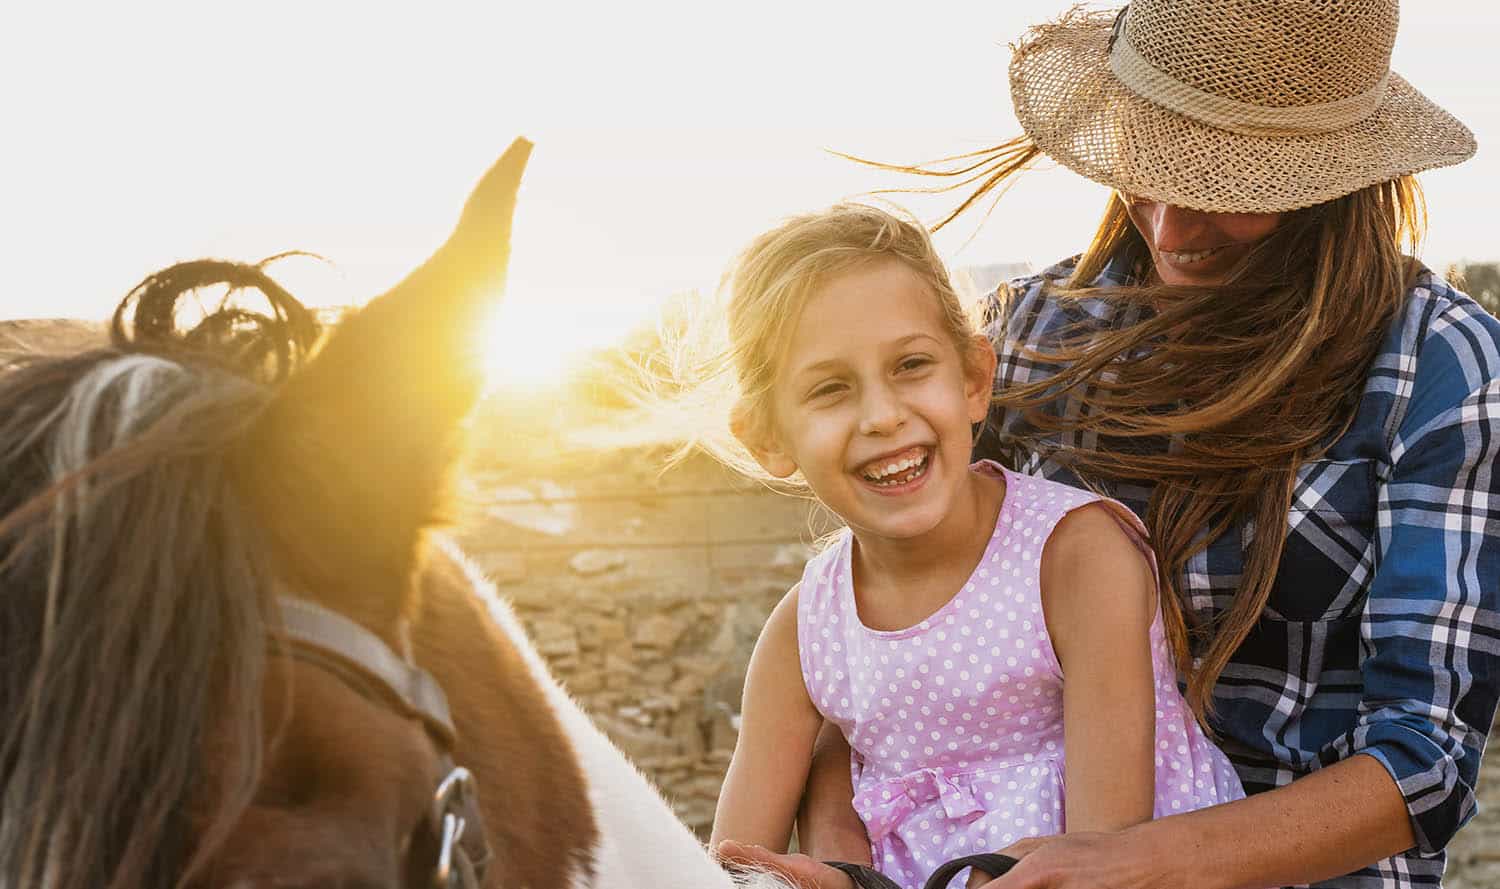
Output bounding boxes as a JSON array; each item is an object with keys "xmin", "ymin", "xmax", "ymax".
[{"xmin": 0, "ymin": 140, "xmax": 800, "ymax": 889}]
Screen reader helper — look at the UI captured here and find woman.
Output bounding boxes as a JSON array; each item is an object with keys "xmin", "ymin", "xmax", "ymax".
[{"xmin": 718, "ymin": 2, "xmax": 1499, "ymax": 887}]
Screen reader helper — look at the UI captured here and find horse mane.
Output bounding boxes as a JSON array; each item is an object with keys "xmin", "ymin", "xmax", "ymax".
[
  {"xmin": 110, "ymin": 255, "xmax": 323, "ymax": 384},
  {"xmin": 0, "ymin": 261, "xmax": 320, "ymax": 889}
]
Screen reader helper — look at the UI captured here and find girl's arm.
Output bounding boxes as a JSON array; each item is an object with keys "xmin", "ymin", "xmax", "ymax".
[
  {"xmin": 711, "ymin": 584, "xmax": 827, "ymax": 852},
  {"xmin": 795, "ymin": 720, "xmax": 872, "ymax": 862},
  {"xmin": 1040, "ymin": 503, "xmax": 1158, "ymax": 832}
]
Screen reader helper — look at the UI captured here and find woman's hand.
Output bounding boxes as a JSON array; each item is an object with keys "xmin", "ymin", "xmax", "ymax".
[
  {"xmin": 715, "ymin": 832, "xmax": 1170, "ymax": 889},
  {"xmin": 715, "ymin": 840, "xmax": 856, "ymax": 889},
  {"xmin": 976, "ymin": 831, "xmax": 1177, "ymax": 889}
]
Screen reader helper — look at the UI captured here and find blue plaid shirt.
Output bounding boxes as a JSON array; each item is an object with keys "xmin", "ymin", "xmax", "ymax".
[{"xmin": 978, "ymin": 256, "xmax": 1500, "ymax": 888}]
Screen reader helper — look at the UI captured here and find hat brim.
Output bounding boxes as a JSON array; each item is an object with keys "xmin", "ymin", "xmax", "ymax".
[{"xmin": 1008, "ymin": 9, "xmax": 1477, "ymax": 214}]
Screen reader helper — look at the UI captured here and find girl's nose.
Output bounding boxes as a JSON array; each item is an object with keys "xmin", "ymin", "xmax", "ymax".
[{"xmin": 857, "ymin": 385, "xmax": 907, "ymax": 436}]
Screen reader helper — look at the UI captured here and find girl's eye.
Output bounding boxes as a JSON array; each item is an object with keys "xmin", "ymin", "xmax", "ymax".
[
  {"xmin": 807, "ymin": 382, "xmax": 846, "ymax": 401},
  {"xmin": 897, "ymin": 356, "xmax": 932, "ymax": 373}
]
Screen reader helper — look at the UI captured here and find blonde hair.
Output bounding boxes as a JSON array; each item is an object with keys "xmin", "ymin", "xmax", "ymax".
[{"xmin": 660, "ymin": 205, "xmax": 980, "ymax": 490}]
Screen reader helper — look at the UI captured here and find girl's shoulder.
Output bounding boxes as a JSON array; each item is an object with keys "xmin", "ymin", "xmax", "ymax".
[
  {"xmin": 793, "ymin": 528, "xmax": 853, "ymax": 620},
  {"xmin": 975, "ymin": 458, "xmax": 1105, "ymax": 518},
  {"xmin": 975, "ymin": 458, "xmax": 1156, "ymax": 584}
]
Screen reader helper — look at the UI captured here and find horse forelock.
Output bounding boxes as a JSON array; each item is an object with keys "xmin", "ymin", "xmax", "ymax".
[{"xmin": 0, "ymin": 348, "xmax": 277, "ymax": 889}]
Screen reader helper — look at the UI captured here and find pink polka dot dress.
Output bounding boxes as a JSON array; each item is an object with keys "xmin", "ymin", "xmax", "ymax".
[{"xmin": 796, "ymin": 461, "xmax": 1244, "ymax": 889}]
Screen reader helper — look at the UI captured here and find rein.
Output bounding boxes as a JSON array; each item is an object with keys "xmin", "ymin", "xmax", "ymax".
[
  {"xmin": 827, "ymin": 853, "xmax": 1019, "ymax": 889},
  {"xmin": 274, "ymin": 596, "xmax": 492, "ymax": 889}
]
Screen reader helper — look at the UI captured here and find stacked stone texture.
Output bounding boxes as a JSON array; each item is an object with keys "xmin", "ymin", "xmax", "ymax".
[{"xmin": 460, "ymin": 447, "xmax": 1500, "ymax": 884}]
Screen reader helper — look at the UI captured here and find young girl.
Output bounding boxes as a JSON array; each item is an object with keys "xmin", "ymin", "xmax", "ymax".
[{"xmin": 701, "ymin": 205, "xmax": 1243, "ymax": 889}]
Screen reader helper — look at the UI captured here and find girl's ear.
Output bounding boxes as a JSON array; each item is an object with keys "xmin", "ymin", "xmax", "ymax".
[
  {"xmin": 730, "ymin": 400, "xmax": 799, "ymax": 479},
  {"xmin": 963, "ymin": 333, "xmax": 998, "ymax": 424}
]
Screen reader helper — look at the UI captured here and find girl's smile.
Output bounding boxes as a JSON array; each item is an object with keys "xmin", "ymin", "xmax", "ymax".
[{"xmin": 856, "ymin": 445, "xmax": 931, "ymax": 491}]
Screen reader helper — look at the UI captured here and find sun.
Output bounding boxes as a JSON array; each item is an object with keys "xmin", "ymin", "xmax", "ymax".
[
  {"xmin": 478, "ymin": 299, "xmax": 582, "ymax": 392},
  {"xmin": 477, "ymin": 286, "xmax": 675, "ymax": 395}
]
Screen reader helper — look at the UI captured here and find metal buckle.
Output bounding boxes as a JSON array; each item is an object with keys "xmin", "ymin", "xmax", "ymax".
[{"xmin": 432, "ymin": 767, "xmax": 479, "ymax": 889}]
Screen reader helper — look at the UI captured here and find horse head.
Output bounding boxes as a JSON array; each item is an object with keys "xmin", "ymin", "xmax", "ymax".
[
  {"xmin": 0, "ymin": 138, "xmax": 807, "ymax": 889},
  {"xmin": 0, "ymin": 139, "xmax": 600, "ymax": 889}
]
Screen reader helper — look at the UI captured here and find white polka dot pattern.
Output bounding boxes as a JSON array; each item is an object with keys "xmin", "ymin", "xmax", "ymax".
[{"xmin": 796, "ymin": 461, "xmax": 1246, "ymax": 889}]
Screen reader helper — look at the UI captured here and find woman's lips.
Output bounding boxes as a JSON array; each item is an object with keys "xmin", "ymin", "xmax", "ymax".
[{"xmin": 1159, "ymin": 244, "xmax": 1231, "ymax": 265}]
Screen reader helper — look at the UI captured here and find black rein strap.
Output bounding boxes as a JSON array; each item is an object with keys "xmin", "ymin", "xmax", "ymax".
[
  {"xmin": 826, "ymin": 852, "xmax": 1019, "ymax": 889},
  {"xmin": 921, "ymin": 853, "xmax": 1019, "ymax": 889},
  {"xmin": 826, "ymin": 862, "xmax": 905, "ymax": 889}
]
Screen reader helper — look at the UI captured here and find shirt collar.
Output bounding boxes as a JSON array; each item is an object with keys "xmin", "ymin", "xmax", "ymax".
[{"xmin": 1095, "ymin": 243, "xmax": 1148, "ymax": 288}]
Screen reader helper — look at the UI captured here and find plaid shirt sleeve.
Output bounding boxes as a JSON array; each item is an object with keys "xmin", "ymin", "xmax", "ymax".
[{"xmin": 1319, "ymin": 287, "xmax": 1500, "ymax": 854}]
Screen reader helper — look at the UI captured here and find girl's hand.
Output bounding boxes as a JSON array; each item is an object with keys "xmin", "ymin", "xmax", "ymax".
[
  {"xmin": 975, "ymin": 831, "xmax": 1178, "ymax": 889},
  {"xmin": 715, "ymin": 840, "xmax": 856, "ymax": 889}
]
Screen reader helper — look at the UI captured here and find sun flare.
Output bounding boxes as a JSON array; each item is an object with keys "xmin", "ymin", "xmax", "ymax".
[
  {"xmin": 478, "ymin": 300, "xmax": 581, "ymax": 391},
  {"xmin": 478, "ymin": 291, "xmax": 669, "ymax": 394}
]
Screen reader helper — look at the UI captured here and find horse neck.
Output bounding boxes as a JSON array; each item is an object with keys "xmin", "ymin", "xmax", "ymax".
[
  {"xmin": 428, "ymin": 540, "xmax": 797, "ymax": 889},
  {"xmin": 412, "ymin": 542, "xmax": 598, "ymax": 887}
]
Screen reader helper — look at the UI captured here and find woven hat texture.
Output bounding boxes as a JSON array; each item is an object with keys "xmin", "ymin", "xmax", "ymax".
[{"xmin": 1009, "ymin": 1, "xmax": 1477, "ymax": 213}]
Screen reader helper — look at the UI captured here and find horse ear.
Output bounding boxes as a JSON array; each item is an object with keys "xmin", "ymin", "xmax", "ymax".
[{"xmin": 242, "ymin": 139, "xmax": 532, "ymax": 610}]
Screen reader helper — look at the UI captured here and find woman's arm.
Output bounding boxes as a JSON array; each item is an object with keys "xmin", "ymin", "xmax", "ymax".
[
  {"xmin": 990, "ymin": 301, "xmax": 1500, "ymax": 887},
  {"xmin": 711, "ymin": 584, "xmax": 827, "ymax": 852},
  {"xmin": 1041, "ymin": 503, "xmax": 1158, "ymax": 832},
  {"xmin": 984, "ymin": 752, "xmax": 1412, "ymax": 889}
]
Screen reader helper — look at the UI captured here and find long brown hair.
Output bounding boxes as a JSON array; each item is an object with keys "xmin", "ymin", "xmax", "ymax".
[{"xmin": 873, "ymin": 135, "xmax": 1424, "ymax": 722}]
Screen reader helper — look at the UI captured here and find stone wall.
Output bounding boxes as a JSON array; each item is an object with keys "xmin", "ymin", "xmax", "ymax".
[
  {"xmin": 459, "ymin": 445, "xmax": 1500, "ymax": 885},
  {"xmin": 458, "ymin": 446, "xmax": 837, "ymax": 833}
]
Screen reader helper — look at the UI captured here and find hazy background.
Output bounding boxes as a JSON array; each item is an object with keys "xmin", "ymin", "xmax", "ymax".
[{"xmin": 3, "ymin": 1, "xmax": 1496, "ymax": 385}]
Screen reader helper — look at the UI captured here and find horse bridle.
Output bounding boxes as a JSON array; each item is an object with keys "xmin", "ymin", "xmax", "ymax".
[{"xmin": 274, "ymin": 596, "xmax": 493, "ymax": 889}]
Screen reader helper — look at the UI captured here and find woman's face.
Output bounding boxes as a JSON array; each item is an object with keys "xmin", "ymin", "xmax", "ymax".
[{"xmin": 1122, "ymin": 196, "xmax": 1285, "ymax": 286}]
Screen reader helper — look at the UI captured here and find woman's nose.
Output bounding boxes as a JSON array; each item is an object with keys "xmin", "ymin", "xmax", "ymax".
[{"xmin": 1138, "ymin": 200, "xmax": 1211, "ymax": 249}]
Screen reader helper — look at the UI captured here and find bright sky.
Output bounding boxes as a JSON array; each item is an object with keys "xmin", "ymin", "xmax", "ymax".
[{"xmin": 2, "ymin": 2, "xmax": 1497, "ymax": 386}]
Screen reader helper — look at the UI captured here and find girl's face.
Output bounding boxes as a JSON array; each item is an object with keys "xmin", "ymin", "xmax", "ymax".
[
  {"xmin": 753, "ymin": 259, "xmax": 994, "ymax": 543},
  {"xmin": 1123, "ymin": 196, "xmax": 1284, "ymax": 286}
]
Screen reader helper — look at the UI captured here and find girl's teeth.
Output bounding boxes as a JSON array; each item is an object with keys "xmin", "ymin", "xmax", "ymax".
[{"xmin": 863, "ymin": 452, "xmax": 929, "ymax": 483}]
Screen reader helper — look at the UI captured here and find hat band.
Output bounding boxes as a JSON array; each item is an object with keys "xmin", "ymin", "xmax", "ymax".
[{"xmin": 1109, "ymin": 35, "xmax": 1390, "ymax": 137}]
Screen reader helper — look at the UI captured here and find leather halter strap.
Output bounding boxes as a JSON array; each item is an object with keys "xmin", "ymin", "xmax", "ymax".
[
  {"xmin": 275, "ymin": 596, "xmax": 457, "ymax": 748},
  {"xmin": 272, "ymin": 597, "xmax": 490, "ymax": 888}
]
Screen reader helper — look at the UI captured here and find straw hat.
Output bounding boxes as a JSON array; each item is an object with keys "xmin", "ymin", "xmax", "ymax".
[{"xmin": 1009, "ymin": 1, "xmax": 1477, "ymax": 214}]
